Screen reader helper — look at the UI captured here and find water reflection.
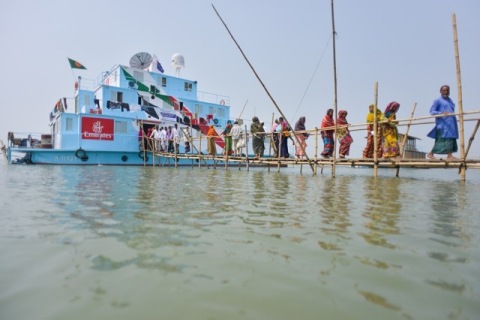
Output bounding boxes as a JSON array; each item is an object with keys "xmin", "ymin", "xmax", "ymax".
[
  {"xmin": 429, "ymin": 181, "xmax": 462, "ymax": 241},
  {"xmin": 317, "ymin": 176, "xmax": 353, "ymax": 251},
  {"xmin": 242, "ymin": 172, "xmax": 292, "ymax": 228},
  {"xmin": 426, "ymin": 181, "xmax": 470, "ymax": 295},
  {"xmin": 51, "ymin": 167, "xmax": 210, "ymax": 272},
  {"xmin": 3, "ymin": 165, "xmax": 480, "ymax": 320},
  {"xmin": 360, "ymin": 177, "xmax": 401, "ymax": 249}
]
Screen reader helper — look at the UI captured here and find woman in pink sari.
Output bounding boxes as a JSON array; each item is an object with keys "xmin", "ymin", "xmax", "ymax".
[
  {"xmin": 294, "ymin": 116, "xmax": 309, "ymax": 159},
  {"xmin": 336, "ymin": 110, "xmax": 353, "ymax": 158}
]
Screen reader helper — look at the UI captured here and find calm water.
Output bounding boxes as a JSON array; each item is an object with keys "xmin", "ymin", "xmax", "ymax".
[{"xmin": 0, "ymin": 164, "xmax": 479, "ymax": 320}]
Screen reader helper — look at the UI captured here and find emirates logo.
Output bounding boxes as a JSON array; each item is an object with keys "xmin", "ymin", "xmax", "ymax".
[{"xmin": 92, "ymin": 121, "xmax": 104, "ymax": 134}]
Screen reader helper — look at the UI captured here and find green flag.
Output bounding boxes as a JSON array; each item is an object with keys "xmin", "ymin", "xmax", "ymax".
[{"xmin": 68, "ymin": 58, "xmax": 87, "ymax": 70}]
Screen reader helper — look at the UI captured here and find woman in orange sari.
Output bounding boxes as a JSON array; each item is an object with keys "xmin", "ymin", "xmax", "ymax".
[{"xmin": 207, "ymin": 125, "xmax": 217, "ymax": 155}]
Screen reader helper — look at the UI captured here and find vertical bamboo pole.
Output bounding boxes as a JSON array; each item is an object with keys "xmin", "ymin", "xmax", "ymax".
[
  {"xmin": 199, "ymin": 132, "xmax": 202, "ymax": 168},
  {"xmin": 452, "ymin": 13, "xmax": 466, "ymax": 181},
  {"xmin": 314, "ymin": 127, "xmax": 318, "ymax": 175},
  {"xmin": 174, "ymin": 138, "xmax": 178, "ymax": 168},
  {"xmin": 373, "ymin": 82, "xmax": 379, "ymax": 177},
  {"xmin": 277, "ymin": 131, "xmax": 282, "ymax": 172},
  {"xmin": 244, "ymin": 125, "xmax": 250, "ymax": 171},
  {"xmin": 269, "ymin": 112, "xmax": 274, "ymax": 172},
  {"xmin": 331, "ymin": 0, "xmax": 338, "ymax": 178}
]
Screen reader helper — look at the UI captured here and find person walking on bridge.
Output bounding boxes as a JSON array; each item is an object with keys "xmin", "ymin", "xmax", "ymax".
[{"xmin": 427, "ymin": 85, "xmax": 459, "ymax": 160}]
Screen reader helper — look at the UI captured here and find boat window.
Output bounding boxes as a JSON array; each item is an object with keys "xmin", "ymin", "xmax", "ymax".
[
  {"xmin": 208, "ymin": 106, "xmax": 216, "ymax": 115},
  {"xmin": 115, "ymin": 121, "xmax": 127, "ymax": 134},
  {"xmin": 111, "ymin": 91, "xmax": 123, "ymax": 103},
  {"xmin": 66, "ymin": 118, "xmax": 73, "ymax": 131},
  {"xmin": 217, "ymin": 108, "xmax": 225, "ymax": 117},
  {"xmin": 184, "ymin": 82, "xmax": 193, "ymax": 92},
  {"xmin": 84, "ymin": 94, "xmax": 92, "ymax": 106},
  {"xmin": 161, "ymin": 77, "xmax": 167, "ymax": 87}
]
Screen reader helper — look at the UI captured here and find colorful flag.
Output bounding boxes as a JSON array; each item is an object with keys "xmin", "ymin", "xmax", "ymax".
[
  {"xmin": 68, "ymin": 58, "xmax": 87, "ymax": 70},
  {"xmin": 149, "ymin": 54, "xmax": 164, "ymax": 73},
  {"xmin": 156, "ymin": 61, "xmax": 164, "ymax": 73}
]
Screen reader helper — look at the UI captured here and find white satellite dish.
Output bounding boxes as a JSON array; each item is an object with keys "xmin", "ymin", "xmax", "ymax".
[
  {"xmin": 129, "ymin": 52, "xmax": 153, "ymax": 69},
  {"xmin": 171, "ymin": 53, "xmax": 185, "ymax": 75}
]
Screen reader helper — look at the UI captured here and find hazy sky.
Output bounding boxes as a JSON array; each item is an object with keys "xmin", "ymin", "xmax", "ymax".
[{"xmin": 1, "ymin": 0, "xmax": 479, "ymax": 157}]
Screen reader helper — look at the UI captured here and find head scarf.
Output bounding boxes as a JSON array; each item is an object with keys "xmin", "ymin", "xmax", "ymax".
[
  {"xmin": 337, "ymin": 110, "xmax": 348, "ymax": 125},
  {"xmin": 321, "ymin": 109, "xmax": 335, "ymax": 129},
  {"xmin": 366, "ymin": 104, "xmax": 383, "ymax": 123},
  {"xmin": 294, "ymin": 116, "xmax": 306, "ymax": 131},
  {"xmin": 384, "ymin": 101, "xmax": 400, "ymax": 118},
  {"xmin": 250, "ymin": 117, "xmax": 263, "ymax": 134},
  {"xmin": 207, "ymin": 125, "xmax": 216, "ymax": 136}
]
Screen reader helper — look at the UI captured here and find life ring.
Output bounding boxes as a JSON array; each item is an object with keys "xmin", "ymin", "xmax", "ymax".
[
  {"xmin": 213, "ymin": 118, "xmax": 219, "ymax": 125},
  {"xmin": 75, "ymin": 148, "xmax": 89, "ymax": 161},
  {"xmin": 75, "ymin": 148, "xmax": 87, "ymax": 158},
  {"xmin": 219, "ymin": 100, "xmax": 225, "ymax": 106},
  {"xmin": 138, "ymin": 151, "xmax": 149, "ymax": 162}
]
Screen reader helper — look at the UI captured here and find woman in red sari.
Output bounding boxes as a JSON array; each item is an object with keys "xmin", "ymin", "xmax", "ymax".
[
  {"xmin": 320, "ymin": 109, "xmax": 335, "ymax": 158},
  {"xmin": 336, "ymin": 110, "xmax": 353, "ymax": 158}
]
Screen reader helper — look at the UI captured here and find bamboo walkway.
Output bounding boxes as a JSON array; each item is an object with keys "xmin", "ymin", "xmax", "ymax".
[
  {"xmin": 147, "ymin": 151, "xmax": 480, "ymax": 171},
  {"xmin": 143, "ymin": 125, "xmax": 480, "ymax": 181},
  {"xmin": 140, "ymin": 106, "xmax": 480, "ymax": 181}
]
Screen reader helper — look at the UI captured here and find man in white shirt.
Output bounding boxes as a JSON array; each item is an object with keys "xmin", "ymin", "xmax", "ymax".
[
  {"xmin": 172, "ymin": 124, "xmax": 181, "ymax": 153},
  {"xmin": 230, "ymin": 121, "xmax": 243, "ymax": 156},
  {"xmin": 159, "ymin": 127, "xmax": 167, "ymax": 152}
]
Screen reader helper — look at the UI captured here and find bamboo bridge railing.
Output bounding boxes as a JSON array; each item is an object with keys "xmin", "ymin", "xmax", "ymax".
[{"xmin": 141, "ymin": 109, "xmax": 480, "ymax": 180}]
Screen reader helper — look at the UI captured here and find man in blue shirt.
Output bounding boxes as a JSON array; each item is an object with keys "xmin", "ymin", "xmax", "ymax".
[{"xmin": 426, "ymin": 85, "xmax": 459, "ymax": 160}]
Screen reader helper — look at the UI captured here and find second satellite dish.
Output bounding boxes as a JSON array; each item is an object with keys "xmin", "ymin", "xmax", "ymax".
[
  {"xmin": 129, "ymin": 52, "xmax": 153, "ymax": 69},
  {"xmin": 171, "ymin": 53, "xmax": 185, "ymax": 69}
]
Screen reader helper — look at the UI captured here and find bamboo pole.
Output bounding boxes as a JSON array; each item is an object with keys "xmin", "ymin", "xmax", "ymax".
[
  {"xmin": 277, "ymin": 131, "xmax": 281, "ymax": 172},
  {"xmin": 314, "ymin": 127, "xmax": 318, "ymax": 175},
  {"xmin": 373, "ymin": 82, "xmax": 379, "ymax": 177},
  {"xmin": 212, "ymin": 4, "xmax": 315, "ymax": 174},
  {"xmin": 396, "ymin": 102, "xmax": 417, "ymax": 177},
  {"xmin": 199, "ymin": 132, "xmax": 202, "ymax": 168},
  {"xmin": 331, "ymin": 0, "xmax": 338, "ymax": 178},
  {"xmin": 269, "ymin": 112, "xmax": 274, "ymax": 172},
  {"xmin": 452, "ymin": 13, "xmax": 466, "ymax": 181},
  {"xmin": 399, "ymin": 103, "xmax": 417, "ymax": 155},
  {"xmin": 464, "ymin": 120, "xmax": 480, "ymax": 158},
  {"xmin": 244, "ymin": 125, "xmax": 249, "ymax": 171}
]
